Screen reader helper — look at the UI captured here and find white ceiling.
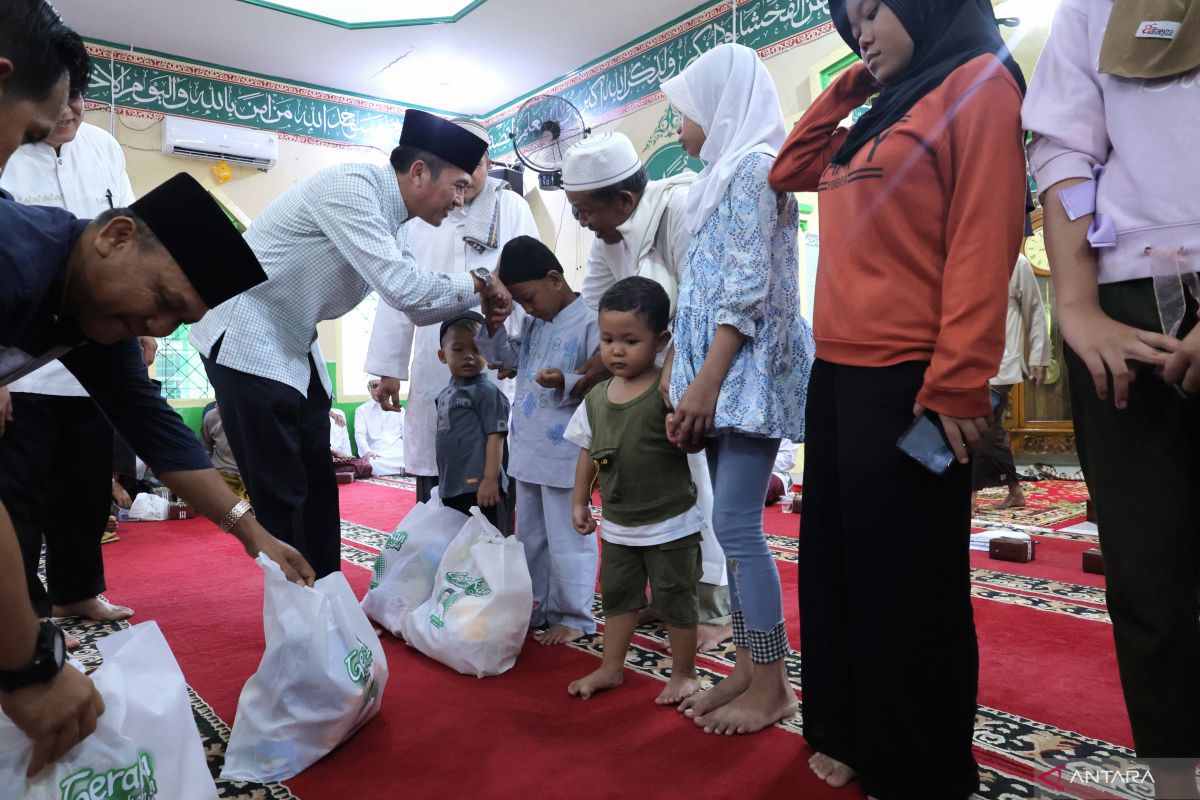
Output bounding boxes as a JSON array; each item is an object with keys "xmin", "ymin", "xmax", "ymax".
[{"xmin": 53, "ymin": 0, "xmax": 707, "ymax": 115}]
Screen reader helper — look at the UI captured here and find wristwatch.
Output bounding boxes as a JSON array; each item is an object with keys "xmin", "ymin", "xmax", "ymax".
[
  {"xmin": 470, "ymin": 267, "xmax": 494, "ymax": 291},
  {"xmin": 0, "ymin": 620, "xmax": 66, "ymax": 693}
]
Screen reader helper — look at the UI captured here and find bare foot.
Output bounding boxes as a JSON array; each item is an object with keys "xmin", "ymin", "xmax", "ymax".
[
  {"xmin": 679, "ymin": 665, "xmax": 749, "ymax": 718},
  {"xmin": 997, "ymin": 489, "xmax": 1027, "ymax": 510},
  {"xmin": 568, "ymin": 666, "xmax": 623, "ymax": 699},
  {"xmin": 534, "ymin": 624, "xmax": 584, "ymax": 645},
  {"xmin": 65, "ymin": 633, "xmax": 82, "ymax": 651},
  {"xmin": 809, "ymin": 752, "xmax": 856, "ymax": 788},
  {"xmin": 696, "ymin": 621, "xmax": 733, "ymax": 653},
  {"xmin": 656, "ymin": 673, "xmax": 701, "ymax": 705},
  {"xmin": 693, "ymin": 677, "xmax": 798, "ymax": 735},
  {"xmin": 52, "ymin": 596, "xmax": 133, "ymax": 622}
]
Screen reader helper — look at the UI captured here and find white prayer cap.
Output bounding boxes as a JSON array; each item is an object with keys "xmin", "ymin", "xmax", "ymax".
[
  {"xmin": 450, "ymin": 117, "xmax": 491, "ymax": 146},
  {"xmin": 561, "ymin": 132, "xmax": 642, "ymax": 192}
]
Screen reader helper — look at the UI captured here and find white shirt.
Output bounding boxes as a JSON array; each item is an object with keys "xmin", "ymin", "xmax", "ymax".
[
  {"xmin": 993, "ymin": 255, "xmax": 1052, "ymax": 387},
  {"xmin": 189, "ymin": 163, "xmax": 480, "ymax": 398},
  {"xmin": 329, "ymin": 408, "xmax": 352, "ymax": 455},
  {"xmin": 564, "ymin": 401, "xmax": 710, "ymax": 547},
  {"xmin": 0, "ymin": 123, "xmax": 136, "ymax": 396},
  {"xmin": 772, "ymin": 439, "xmax": 797, "ymax": 491},
  {"xmin": 362, "ymin": 189, "xmax": 538, "ymax": 476},
  {"xmin": 354, "ymin": 401, "xmax": 405, "ymax": 475}
]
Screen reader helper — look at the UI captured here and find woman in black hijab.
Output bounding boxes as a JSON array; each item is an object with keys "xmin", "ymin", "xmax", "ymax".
[{"xmin": 770, "ymin": 1, "xmax": 1028, "ymax": 798}]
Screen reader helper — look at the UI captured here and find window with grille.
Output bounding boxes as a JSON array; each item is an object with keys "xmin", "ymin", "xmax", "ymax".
[{"xmin": 156, "ymin": 325, "xmax": 211, "ymax": 401}]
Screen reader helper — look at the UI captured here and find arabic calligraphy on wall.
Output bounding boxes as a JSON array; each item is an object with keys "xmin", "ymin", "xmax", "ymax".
[
  {"xmin": 484, "ymin": 0, "xmax": 832, "ymax": 157},
  {"xmin": 84, "ymin": 41, "xmax": 412, "ymax": 150}
]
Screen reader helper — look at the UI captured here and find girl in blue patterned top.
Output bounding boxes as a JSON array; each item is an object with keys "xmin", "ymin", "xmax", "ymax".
[{"xmin": 659, "ymin": 43, "xmax": 814, "ymax": 736}]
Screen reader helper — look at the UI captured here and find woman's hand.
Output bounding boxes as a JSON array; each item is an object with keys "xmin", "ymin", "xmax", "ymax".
[
  {"xmin": 1163, "ymin": 323, "xmax": 1200, "ymax": 395},
  {"xmin": 912, "ymin": 402, "xmax": 989, "ymax": 465},
  {"xmin": 669, "ymin": 377, "xmax": 720, "ymax": 446},
  {"xmin": 1060, "ymin": 302, "xmax": 1179, "ymax": 409}
]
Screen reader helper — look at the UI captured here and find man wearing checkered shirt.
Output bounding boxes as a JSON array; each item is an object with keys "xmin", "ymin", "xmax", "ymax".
[{"xmin": 190, "ymin": 110, "xmax": 513, "ymax": 578}]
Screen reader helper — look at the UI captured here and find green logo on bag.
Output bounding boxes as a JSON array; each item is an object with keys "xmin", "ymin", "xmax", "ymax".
[
  {"xmin": 427, "ymin": 571, "xmax": 491, "ymax": 628},
  {"xmin": 59, "ymin": 748, "xmax": 158, "ymax": 799},
  {"xmin": 369, "ymin": 553, "xmax": 387, "ymax": 589},
  {"xmin": 384, "ymin": 529, "xmax": 408, "ymax": 551},
  {"xmin": 344, "ymin": 636, "xmax": 374, "ymax": 686}
]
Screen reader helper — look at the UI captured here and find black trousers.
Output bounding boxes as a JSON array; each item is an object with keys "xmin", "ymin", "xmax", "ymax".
[
  {"xmin": 971, "ymin": 384, "xmax": 1018, "ymax": 491},
  {"xmin": 799, "ymin": 360, "xmax": 979, "ymax": 799},
  {"xmin": 441, "ymin": 490, "xmax": 510, "ymax": 535},
  {"xmin": 1067, "ymin": 279, "xmax": 1200, "ymax": 758},
  {"xmin": 420, "ymin": 445, "xmax": 516, "ymax": 534},
  {"xmin": 202, "ymin": 342, "xmax": 342, "ymax": 578},
  {"xmin": 0, "ymin": 394, "xmax": 113, "ymax": 617}
]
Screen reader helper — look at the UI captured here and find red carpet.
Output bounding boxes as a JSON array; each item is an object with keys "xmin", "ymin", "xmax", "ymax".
[{"xmin": 70, "ymin": 477, "xmax": 1130, "ymax": 800}]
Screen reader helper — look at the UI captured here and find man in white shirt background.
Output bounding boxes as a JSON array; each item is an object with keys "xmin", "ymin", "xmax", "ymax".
[
  {"xmin": 354, "ymin": 379, "xmax": 405, "ymax": 477},
  {"xmin": 973, "ymin": 254, "xmax": 1052, "ymax": 510},
  {"xmin": 0, "ymin": 72, "xmax": 146, "ymax": 632},
  {"xmin": 365, "ymin": 117, "xmax": 537, "ymax": 505}
]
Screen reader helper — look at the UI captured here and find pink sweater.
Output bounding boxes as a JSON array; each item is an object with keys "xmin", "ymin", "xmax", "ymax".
[{"xmin": 1022, "ymin": 0, "xmax": 1200, "ymax": 284}]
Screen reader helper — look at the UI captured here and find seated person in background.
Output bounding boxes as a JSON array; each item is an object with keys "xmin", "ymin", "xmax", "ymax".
[
  {"xmin": 354, "ymin": 378, "xmax": 405, "ymax": 476},
  {"xmin": 330, "ymin": 408, "xmax": 372, "ymax": 479},
  {"xmin": 565, "ymin": 277, "xmax": 703, "ymax": 704},
  {"xmin": 201, "ymin": 404, "xmax": 248, "ymax": 500},
  {"xmin": 435, "ymin": 311, "xmax": 510, "ymax": 531},
  {"xmin": 764, "ymin": 440, "xmax": 797, "ymax": 507}
]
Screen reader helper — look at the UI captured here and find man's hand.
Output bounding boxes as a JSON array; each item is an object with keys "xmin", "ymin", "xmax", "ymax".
[
  {"xmin": 477, "ymin": 476, "xmax": 500, "ymax": 508},
  {"xmin": 1029, "ymin": 365, "xmax": 1049, "ymax": 385},
  {"xmin": 1060, "ymin": 303, "xmax": 1178, "ymax": 409},
  {"xmin": 238, "ymin": 524, "xmax": 316, "ymax": 586},
  {"xmin": 110, "ymin": 480, "xmax": 132, "ymax": 510},
  {"xmin": 137, "ymin": 337, "xmax": 158, "ymax": 368},
  {"xmin": 571, "ymin": 354, "xmax": 611, "ymax": 401},
  {"xmin": 0, "ymin": 387, "xmax": 12, "ymax": 438},
  {"xmin": 1163, "ymin": 323, "xmax": 1200, "ymax": 395},
  {"xmin": 1, "ymin": 663, "xmax": 105, "ymax": 778},
  {"xmin": 572, "ymin": 502, "xmax": 596, "ymax": 535},
  {"xmin": 912, "ymin": 402, "xmax": 990, "ymax": 465},
  {"xmin": 536, "ymin": 368, "xmax": 565, "ymax": 389},
  {"xmin": 668, "ymin": 377, "xmax": 719, "ymax": 445},
  {"xmin": 480, "ymin": 272, "xmax": 512, "ymax": 328},
  {"xmin": 377, "ymin": 377, "xmax": 403, "ymax": 412}
]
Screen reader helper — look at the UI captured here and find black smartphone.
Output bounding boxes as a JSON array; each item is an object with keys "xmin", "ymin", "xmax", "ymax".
[{"xmin": 897, "ymin": 391, "xmax": 1002, "ymax": 475}]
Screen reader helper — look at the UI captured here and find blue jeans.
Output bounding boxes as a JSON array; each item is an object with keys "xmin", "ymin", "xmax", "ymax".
[{"xmin": 706, "ymin": 433, "xmax": 787, "ymax": 660}]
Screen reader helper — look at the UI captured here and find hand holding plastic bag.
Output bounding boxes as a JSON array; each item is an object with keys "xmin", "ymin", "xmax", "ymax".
[
  {"xmin": 221, "ymin": 555, "xmax": 388, "ymax": 783},
  {"xmin": 0, "ymin": 622, "xmax": 217, "ymax": 800}
]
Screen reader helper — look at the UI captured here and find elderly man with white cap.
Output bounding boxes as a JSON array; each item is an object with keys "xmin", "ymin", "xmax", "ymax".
[
  {"xmin": 364, "ymin": 117, "xmax": 537, "ymax": 518},
  {"xmin": 190, "ymin": 109, "xmax": 513, "ymax": 579},
  {"xmin": 560, "ymin": 131, "xmax": 732, "ymax": 653}
]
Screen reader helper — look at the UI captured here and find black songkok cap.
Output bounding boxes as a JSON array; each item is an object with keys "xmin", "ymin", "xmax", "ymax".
[
  {"xmin": 497, "ymin": 235, "xmax": 563, "ymax": 286},
  {"xmin": 128, "ymin": 173, "xmax": 266, "ymax": 309},
  {"xmin": 439, "ymin": 310, "xmax": 486, "ymax": 344},
  {"xmin": 399, "ymin": 109, "xmax": 489, "ymax": 176}
]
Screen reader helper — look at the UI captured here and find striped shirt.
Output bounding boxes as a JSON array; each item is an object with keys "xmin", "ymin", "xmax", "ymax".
[{"xmin": 189, "ymin": 162, "xmax": 477, "ymax": 396}]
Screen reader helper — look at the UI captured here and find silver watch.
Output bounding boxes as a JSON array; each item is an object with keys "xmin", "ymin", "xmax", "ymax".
[{"xmin": 470, "ymin": 267, "xmax": 494, "ymax": 291}]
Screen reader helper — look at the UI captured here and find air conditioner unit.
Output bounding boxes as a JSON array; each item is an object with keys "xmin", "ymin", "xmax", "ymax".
[{"xmin": 161, "ymin": 117, "xmax": 278, "ymax": 170}]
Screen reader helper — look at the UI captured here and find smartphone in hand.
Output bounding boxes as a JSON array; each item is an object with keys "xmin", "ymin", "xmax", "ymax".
[{"xmin": 897, "ymin": 391, "xmax": 1002, "ymax": 475}]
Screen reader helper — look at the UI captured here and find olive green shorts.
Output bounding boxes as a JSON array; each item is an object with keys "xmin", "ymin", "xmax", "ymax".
[{"xmin": 600, "ymin": 533, "xmax": 702, "ymax": 628}]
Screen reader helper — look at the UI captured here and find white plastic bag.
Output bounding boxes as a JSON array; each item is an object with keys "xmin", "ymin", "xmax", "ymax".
[
  {"xmin": 221, "ymin": 556, "xmax": 388, "ymax": 783},
  {"xmin": 361, "ymin": 500, "xmax": 469, "ymax": 636},
  {"xmin": 126, "ymin": 492, "xmax": 169, "ymax": 521},
  {"xmin": 0, "ymin": 622, "xmax": 217, "ymax": 800},
  {"xmin": 399, "ymin": 508, "xmax": 533, "ymax": 678}
]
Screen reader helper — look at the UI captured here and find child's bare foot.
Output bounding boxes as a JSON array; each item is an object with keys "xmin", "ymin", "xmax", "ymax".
[
  {"xmin": 679, "ymin": 664, "xmax": 749, "ymax": 718},
  {"xmin": 53, "ymin": 596, "xmax": 133, "ymax": 622},
  {"xmin": 696, "ymin": 621, "xmax": 732, "ymax": 652},
  {"xmin": 534, "ymin": 624, "xmax": 584, "ymax": 645},
  {"xmin": 655, "ymin": 673, "xmax": 701, "ymax": 705},
  {"xmin": 809, "ymin": 752, "xmax": 856, "ymax": 788},
  {"xmin": 568, "ymin": 666, "xmax": 623, "ymax": 699},
  {"xmin": 693, "ymin": 667, "xmax": 798, "ymax": 735},
  {"xmin": 65, "ymin": 633, "xmax": 81, "ymax": 651}
]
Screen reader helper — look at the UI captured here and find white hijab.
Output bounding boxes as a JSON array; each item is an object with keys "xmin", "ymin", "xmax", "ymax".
[{"xmin": 660, "ymin": 43, "xmax": 786, "ymax": 234}]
